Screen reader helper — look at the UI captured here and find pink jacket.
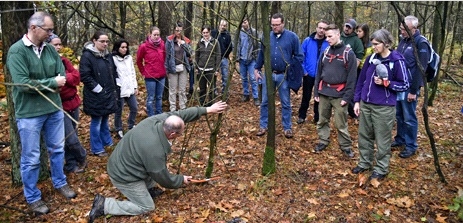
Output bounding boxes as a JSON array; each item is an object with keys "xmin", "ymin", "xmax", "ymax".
[{"xmin": 136, "ymin": 37, "xmax": 166, "ymax": 79}]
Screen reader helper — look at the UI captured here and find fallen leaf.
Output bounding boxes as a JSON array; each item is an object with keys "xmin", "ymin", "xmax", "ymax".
[
  {"xmin": 356, "ymin": 188, "xmax": 368, "ymax": 195},
  {"xmin": 338, "ymin": 192, "xmax": 349, "ymax": 198},
  {"xmin": 370, "ymin": 178, "xmax": 381, "ymax": 188},
  {"xmin": 273, "ymin": 187, "xmax": 284, "ymax": 196},
  {"xmin": 358, "ymin": 173, "xmax": 368, "ymax": 187},
  {"xmin": 436, "ymin": 213, "xmax": 447, "ymax": 223},
  {"xmin": 408, "ymin": 163, "xmax": 419, "ymax": 169},
  {"xmin": 306, "ymin": 198, "xmax": 319, "ymax": 205},
  {"xmin": 386, "ymin": 196, "xmax": 415, "ymax": 208},
  {"xmin": 307, "ymin": 212, "xmax": 317, "ymax": 219},
  {"xmin": 230, "ymin": 209, "xmax": 245, "ymax": 217}
]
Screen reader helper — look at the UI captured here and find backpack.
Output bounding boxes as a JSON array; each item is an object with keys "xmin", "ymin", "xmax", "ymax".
[
  {"xmin": 323, "ymin": 45, "xmax": 352, "ymax": 69},
  {"xmin": 416, "ymin": 36, "xmax": 440, "ymax": 82}
]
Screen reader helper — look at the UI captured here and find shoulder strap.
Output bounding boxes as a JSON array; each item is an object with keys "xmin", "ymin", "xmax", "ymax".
[{"xmin": 343, "ymin": 46, "xmax": 351, "ymax": 69}]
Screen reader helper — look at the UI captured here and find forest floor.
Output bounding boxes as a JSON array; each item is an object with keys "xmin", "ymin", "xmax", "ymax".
[{"xmin": 1, "ymin": 71, "xmax": 463, "ymax": 223}]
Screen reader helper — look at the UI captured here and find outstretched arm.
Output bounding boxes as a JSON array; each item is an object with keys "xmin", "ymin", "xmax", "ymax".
[{"xmin": 206, "ymin": 101, "xmax": 227, "ymax": 114}]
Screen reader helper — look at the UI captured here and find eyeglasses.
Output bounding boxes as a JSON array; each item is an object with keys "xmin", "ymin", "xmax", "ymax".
[
  {"xmin": 37, "ymin": 25, "xmax": 54, "ymax": 34},
  {"xmin": 97, "ymin": 40, "xmax": 110, "ymax": 44},
  {"xmin": 271, "ymin": 23, "xmax": 282, "ymax": 27}
]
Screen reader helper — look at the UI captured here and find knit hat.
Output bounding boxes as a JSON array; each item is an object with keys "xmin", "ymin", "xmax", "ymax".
[
  {"xmin": 344, "ymin": 19, "xmax": 357, "ymax": 29},
  {"xmin": 46, "ymin": 33, "xmax": 59, "ymax": 43}
]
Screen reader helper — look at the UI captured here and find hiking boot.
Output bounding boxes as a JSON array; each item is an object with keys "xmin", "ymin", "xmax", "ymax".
[
  {"xmin": 148, "ymin": 187, "xmax": 165, "ymax": 199},
  {"xmin": 93, "ymin": 152, "xmax": 108, "ymax": 157},
  {"xmin": 390, "ymin": 141, "xmax": 403, "ymax": 148},
  {"xmin": 29, "ymin": 200, "xmax": 49, "ymax": 215},
  {"xmin": 399, "ymin": 150, "xmax": 415, "ymax": 159},
  {"xmin": 56, "ymin": 184, "xmax": 76, "ymax": 199},
  {"xmin": 117, "ymin": 130, "xmax": 124, "ymax": 139},
  {"xmin": 369, "ymin": 171, "xmax": 387, "ymax": 180},
  {"xmin": 253, "ymin": 98, "xmax": 260, "ymax": 106},
  {"xmin": 352, "ymin": 166, "xmax": 369, "ymax": 174},
  {"xmin": 314, "ymin": 143, "xmax": 327, "ymax": 152},
  {"xmin": 342, "ymin": 148, "xmax": 354, "ymax": 158},
  {"xmin": 296, "ymin": 118, "xmax": 305, "ymax": 124},
  {"xmin": 256, "ymin": 128, "xmax": 267, "ymax": 136},
  {"xmin": 241, "ymin": 95, "xmax": 250, "ymax": 102},
  {"xmin": 89, "ymin": 194, "xmax": 105, "ymax": 223},
  {"xmin": 284, "ymin": 129, "xmax": 293, "ymax": 139}
]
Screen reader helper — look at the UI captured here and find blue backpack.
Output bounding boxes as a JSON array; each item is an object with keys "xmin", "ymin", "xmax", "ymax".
[{"xmin": 417, "ymin": 36, "xmax": 440, "ymax": 82}]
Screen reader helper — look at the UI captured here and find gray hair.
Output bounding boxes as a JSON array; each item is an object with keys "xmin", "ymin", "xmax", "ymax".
[
  {"xmin": 370, "ymin": 29, "xmax": 394, "ymax": 48},
  {"xmin": 163, "ymin": 115, "xmax": 184, "ymax": 134},
  {"xmin": 404, "ymin": 15, "xmax": 419, "ymax": 29},
  {"xmin": 27, "ymin": 11, "xmax": 51, "ymax": 28}
]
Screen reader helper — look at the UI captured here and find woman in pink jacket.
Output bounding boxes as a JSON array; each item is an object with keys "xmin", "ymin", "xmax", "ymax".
[{"xmin": 137, "ymin": 26, "xmax": 166, "ymax": 116}]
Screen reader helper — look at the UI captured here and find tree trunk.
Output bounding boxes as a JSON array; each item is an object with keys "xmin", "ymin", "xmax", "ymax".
[
  {"xmin": 119, "ymin": 1, "xmax": 127, "ymax": 38},
  {"xmin": 446, "ymin": 2, "xmax": 461, "ymax": 72},
  {"xmin": 334, "ymin": 2, "xmax": 344, "ymax": 28},
  {"xmin": 184, "ymin": 2, "xmax": 193, "ymax": 40},
  {"xmin": 0, "ymin": 2, "xmax": 50, "ymax": 186},
  {"xmin": 428, "ymin": 2, "xmax": 445, "ymax": 106},
  {"xmin": 261, "ymin": 1, "xmax": 276, "ymax": 176}
]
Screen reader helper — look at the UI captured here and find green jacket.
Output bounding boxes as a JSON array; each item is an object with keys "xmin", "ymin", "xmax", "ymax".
[
  {"xmin": 341, "ymin": 32, "xmax": 365, "ymax": 60},
  {"xmin": 107, "ymin": 107, "xmax": 207, "ymax": 188},
  {"xmin": 6, "ymin": 36, "xmax": 65, "ymax": 118}
]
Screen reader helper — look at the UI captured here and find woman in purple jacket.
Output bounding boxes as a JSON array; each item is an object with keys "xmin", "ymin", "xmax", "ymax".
[{"xmin": 351, "ymin": 29, "xmax": 409, "ymax": 181}]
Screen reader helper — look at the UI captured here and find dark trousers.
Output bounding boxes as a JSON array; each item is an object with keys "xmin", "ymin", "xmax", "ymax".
[
  {"xmin": 63, "ymin": 107, "xmax": 87, "ymax": 172},
  {"xmin": 198, "ymin": 70, "xmax": 216, "ymax": 106},
  {"xmin": 298, "ymin": 75, "xmax": 319, "ymax": 121}
]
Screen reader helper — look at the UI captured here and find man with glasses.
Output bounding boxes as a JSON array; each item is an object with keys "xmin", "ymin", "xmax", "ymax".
[
  {"xmin": 6, "ymin": 11, "xmax": 76, "ymax": 215},
  {"xmin": 254, "ymin": 13, "xmax": 304, "ymax": 139},
  {"xmin": 392, "ymin": 15, "xmax": 430, "ymax": 158},
  {"xmin": 211, "ymin": 20, "xmax": 233, "ymax": 94},
  {"xmin": 88, "ymin": 101, "xmax": 228, "ymax": 223},
  {"xmin": 296, "ymin": 19, "xmax": 330, "ymax": 125}
]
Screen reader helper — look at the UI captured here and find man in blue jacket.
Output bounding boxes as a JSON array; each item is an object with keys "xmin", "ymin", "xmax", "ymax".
[
  {"xmin": 254, "ymin": 13, "xmax": 304, "ymax": 139},
  {"xmin": 297, "ymin": 19, "xmax": 330, "ymax": 124},
  {"xmin": 212, "ymin": 20, "xmax": 233, "ymax": 93},
  {"xmin": 393, "ymin": 15, "xmax": 430, "ymax": 158}
]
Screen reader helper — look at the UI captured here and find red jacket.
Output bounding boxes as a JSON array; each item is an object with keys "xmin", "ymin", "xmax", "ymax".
[
  {"xmin": 136, "ymin": 37, "xmax": 166, "ymax": 79},
  {"xmin": 60, "ymin": 56, "xmax": 81, "ymax": 111}
]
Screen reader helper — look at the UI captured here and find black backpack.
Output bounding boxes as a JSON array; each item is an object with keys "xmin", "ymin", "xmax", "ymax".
[{"xmin": 416, "ymin": 36, "xmax": 440, "ymax": 82}]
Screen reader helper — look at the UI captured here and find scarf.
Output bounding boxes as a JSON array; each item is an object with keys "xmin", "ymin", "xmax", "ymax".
[{"xmin": 148, "ymin": 36, "xmax": 162, "ymax": 48}]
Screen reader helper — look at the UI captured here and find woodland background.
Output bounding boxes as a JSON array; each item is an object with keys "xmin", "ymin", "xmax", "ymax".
[{"xmin": 0, "ymin": 1, "xmax": 463, "ymax": 222}]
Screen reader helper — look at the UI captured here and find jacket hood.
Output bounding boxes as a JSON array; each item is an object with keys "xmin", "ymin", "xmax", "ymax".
[
  {"xmin": 83, "ymin": 41, "xmax": 110, "ymax": 57},
  {"xmin": 167, "ymin": 34, "xmax": 191, "ymax": 44},
  {"xmin": 341, "ymin": 31, "xmax": 358, "ymax": 38}
]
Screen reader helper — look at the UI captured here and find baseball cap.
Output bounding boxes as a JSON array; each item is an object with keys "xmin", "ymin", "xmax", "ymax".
[{"xmin": 345, "ymin": 19, "xmax": 357, "ymax": 29}]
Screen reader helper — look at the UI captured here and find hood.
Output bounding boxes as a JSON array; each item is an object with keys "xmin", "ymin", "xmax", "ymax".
[
  {"xmin": 167, "ymin": 34, "xmax": 191, "ymax": 44},
  {"xmin": 341, "ymin": 31, "xmax": 358, "ymax": 38},
  {"xmin": 309, "ymin": 32, "xmax": 317, "ymax": 39},
  {"xmin": 83, "ymin": 41, "xmax": 110, "ymax": 58}
]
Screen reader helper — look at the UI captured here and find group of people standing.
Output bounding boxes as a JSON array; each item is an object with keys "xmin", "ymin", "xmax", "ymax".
[{"xmin": 6, "ymin": 10, "xmax": 430, "ymax": 222}]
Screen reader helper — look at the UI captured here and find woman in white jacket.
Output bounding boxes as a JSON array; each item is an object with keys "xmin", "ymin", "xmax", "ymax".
[{"xmin": 112, "ymin": 39, "xmax": 138, "ymax": 138}]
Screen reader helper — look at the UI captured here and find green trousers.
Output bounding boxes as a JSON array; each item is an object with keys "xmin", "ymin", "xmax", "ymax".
[
  {"xmin": 317, "ymin": 95, "xmax": 352, "ymax": 149},
  {"xmin": 357, "ymin": 101, "xmax": 395, "ymax": 175}
]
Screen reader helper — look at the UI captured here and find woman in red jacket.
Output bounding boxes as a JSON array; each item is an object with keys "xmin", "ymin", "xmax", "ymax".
[
  {"xmin": 137, "ymin": 26, "xmax": 166, "ymax": 116},
  {"xmin": 47, "ymin": 34, "xmax": 87, "ymax": 173}
]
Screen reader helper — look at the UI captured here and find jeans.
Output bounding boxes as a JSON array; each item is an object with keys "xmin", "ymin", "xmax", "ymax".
[
  {"xmin": 115, "ymin": 94, "xmax": 138, "ymax": 131},
  {"xmin": 189, "ymin": 64, "xmax": 195, "ymax": 93},
  {"xmin": 239, "ymin": 59, "xmax": 258, "ymax": 99},
  {"xmin": 298, "ymin": 75, "xmax": 318, "ymax": 120},
  {"xmin": 17, "ymin": 111, "xmax": 68, "ymax": 203},
  {"xmin": 145, "ymin": 78, "xmax": 165, "ymax": 116},
  {"xmin": 63, "ymin": 108, "xmax": 87, "ymax": 172},
  {"xmin": 317, "ymin": 95, "xmax": 352, "ymax": 149},
  {"xmin": 260, "ymin": 73, "xmax": 292, "ymax": 131},
  {"xmin": 168, "ymin": 68, "xmax": 188, "ymax": 111},
  {"xmin": 394, "ymin": 89, "xmax": 419, "ymax": 153},
  {"xmin": 198, "ymin": 70, "xmax": 216, "ymax": 106},
  {"xmin": 90, "ymin": 115, "xmax": 113, "ymax": 154},
  {"xmin": 105, "ymin": 176, "xmax": 157, "ymax": 216},
  {"xmin": 357, "ymin": 102, "xmax": 395, "ymax": 175},
  {"xmin": 219, "ymin": 58, "xmax": 229, "ymax": 91}
]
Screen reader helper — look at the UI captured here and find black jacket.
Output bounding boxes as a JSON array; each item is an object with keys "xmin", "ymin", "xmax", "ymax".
[
  {"xmin": 80, "ymin": 42, "xmax": 118, "ymax": 116},
  {"xmin": 211, "ymin": 29, "xmax": 233, "ymax": 59}
]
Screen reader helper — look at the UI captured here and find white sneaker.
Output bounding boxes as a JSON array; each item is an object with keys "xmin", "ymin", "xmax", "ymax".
[{"xmin": 117, "ymin": 130, "xmax": 124, "ymax": 138}]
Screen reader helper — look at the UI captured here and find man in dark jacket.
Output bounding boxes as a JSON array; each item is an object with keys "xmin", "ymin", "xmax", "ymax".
[
  {"xmin": 392, "ymin": 15, "xmax": 430, "ymax": 158},
  {"xmin": 89, "ymin": 101, "xmax": 228, "ymax": 223},
  {"xmin": 212, "ymin": 20, "xmax": 233, "ymax": 93},
  {"xmin": 313, "ymin": 24, "xmax": 357, "ymax": 158}
]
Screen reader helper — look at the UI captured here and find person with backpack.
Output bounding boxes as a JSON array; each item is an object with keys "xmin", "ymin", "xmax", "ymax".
[
  {"xmin": 313, "ymin": 24, "xmax": 357, "ymax": 157},
  {"xmin": 392, "ymin": 15, "xmax": 431, "ymax": 158},
  {"xmin": 351, "ymin": 29, "xmax": 409, "ymax": 180}
]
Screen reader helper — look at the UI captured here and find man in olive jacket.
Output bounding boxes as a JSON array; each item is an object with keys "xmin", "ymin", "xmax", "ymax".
[{"xmin": 89, "ymin": 101, "xmax": 228, "ymax": 223}]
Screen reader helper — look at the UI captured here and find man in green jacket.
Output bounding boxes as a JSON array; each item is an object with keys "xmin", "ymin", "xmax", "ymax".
[
  {"xmin": 6, "ymin": 11, "xmax": 76, "ymax": 215},
  {"xmin": 89, "ymin": 101, "xmax": 228, "ymax": 223},
  {"xmin": 341, "ymin": 18, "xmax": 364, "ymax": 66}
]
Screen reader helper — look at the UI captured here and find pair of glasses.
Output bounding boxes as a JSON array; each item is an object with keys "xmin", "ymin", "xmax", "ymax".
[{"xmin": 37, "ymin": 25, "xmax": 54, "ymax": 34}]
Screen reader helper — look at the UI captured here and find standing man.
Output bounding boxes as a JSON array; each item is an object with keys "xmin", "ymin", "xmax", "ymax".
[
  {"xmin": 393, "ymin": 15, "xmax": 430, "ymax": 158},
  {"xmin": 88, "ymin": 101, "xmax": 228, "ymax": 223},
  {"xmin": 341, "ymin": 18, "xmax": 364, "ymax": 120},
  {"xmin": 212, "ymin": 20, "xmax": 233, "ymax": 93},
  {"xmin": 6, "ymin": 11, "xmax": 76, "ymax": 215},
  {"xmin": 236, "ymin": 17, "xmax": 260, "ymax": 106},
  {"xmin": 254, "ymin": 13, "xmax": 304, "ymax": 139},
  {"xmin": 313, "ymin": 24, "xmax": 357, "ymax": 157},
  {"xmin": 296, "ymin": 19, "xmax": 330, "ymax": 124}
]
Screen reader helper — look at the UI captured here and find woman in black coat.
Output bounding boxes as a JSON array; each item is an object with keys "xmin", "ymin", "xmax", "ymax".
[{"xmin": 80, "ymin": 30, "xmax": 118, "ymax": 156}]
